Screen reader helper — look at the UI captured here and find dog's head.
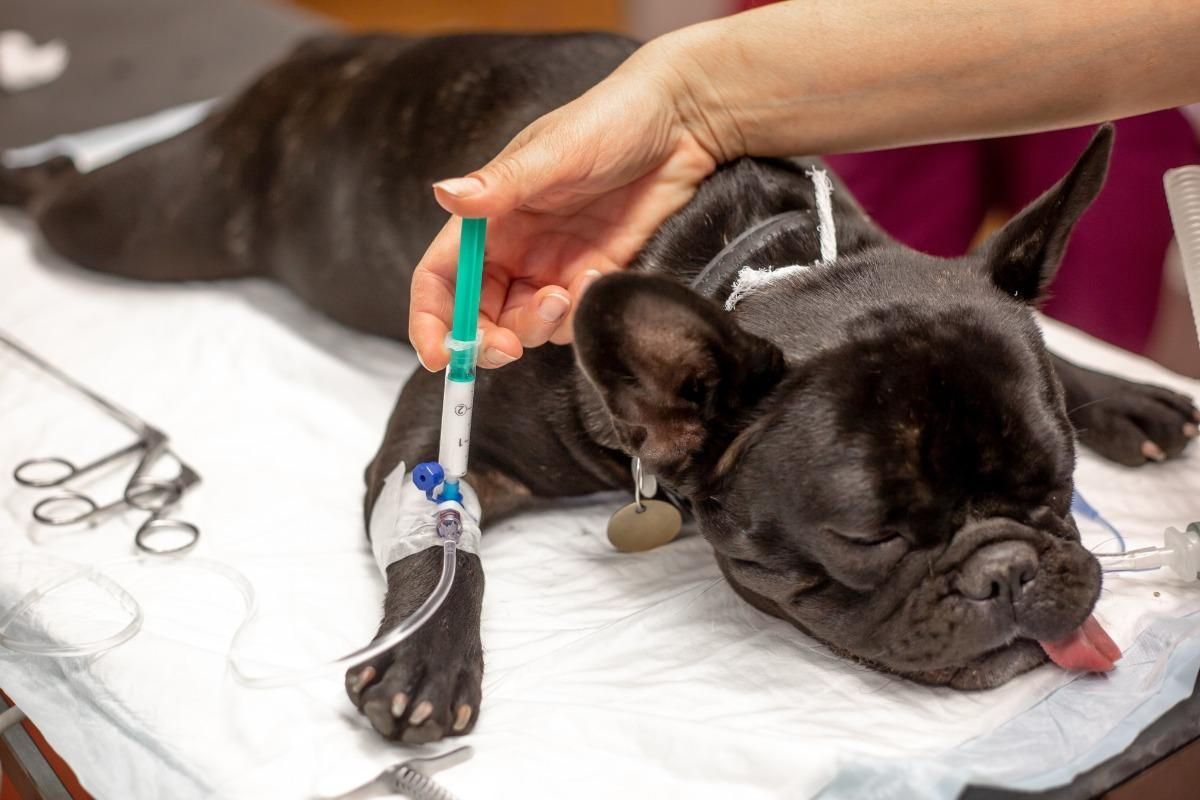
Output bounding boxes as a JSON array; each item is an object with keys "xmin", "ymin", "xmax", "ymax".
[{"xmin": 574, "ymin": 127, "xmax": 1114, "ymax": 689}]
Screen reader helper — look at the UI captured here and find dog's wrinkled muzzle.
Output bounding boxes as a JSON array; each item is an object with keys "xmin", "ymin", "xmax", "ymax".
[{"xmin": 943, "ymin": 515, "xmax": 1117, "ymax": 673}]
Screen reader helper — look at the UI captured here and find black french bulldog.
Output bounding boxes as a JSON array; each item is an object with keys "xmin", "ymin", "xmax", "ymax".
[{"xmin": 3, "ymin": 33, "xmax": 1198, "ymax": 745}]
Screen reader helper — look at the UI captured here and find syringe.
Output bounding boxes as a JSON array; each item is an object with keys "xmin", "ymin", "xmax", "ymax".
[
  {"xmin": 230, "ymin": 217, "xmax": 491, "ymax": 686},
  {"xmin": 414, "ymin": 217, "xmax": 487, "ymax": 503}
]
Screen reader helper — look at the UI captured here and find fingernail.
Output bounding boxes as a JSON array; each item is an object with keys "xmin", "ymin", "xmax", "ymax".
[
  {"xmin": 434, "ymin": 176, "xmax": 484, "ymax": 198},
  {"xmin": 391, "ymin": 693, "xmax": 409, "ymax": 718},
  {"xmin": 453, "ymin": 704, "xmax": 472, "ymax": 731},
  {"xmin": 409, "ymin": 700, "xmax": 433, "ymax": 725},
  {"xmin": 415, "ymin": 348, "xmax": 431, "ymax": 371},
  {"xmin": 580, "ymin": 269, "xmax": 602, "ymax": 293},
  {"xmin": 483, "ymin": 347, "xmax": 516, "ymax": 367},
  {"xmin": 1142, "ymin": 441, "xmax": 1166, "ymax": 462},
  {"xmin": 1184, "ymin": 423, "xmax": 1198, "ymax": 439},
  {"xmin": 537, "ymin": 293, "xmax": 570, "ymax": 323}
]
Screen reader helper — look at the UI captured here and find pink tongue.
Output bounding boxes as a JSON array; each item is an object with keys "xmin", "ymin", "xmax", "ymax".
[{"xmin": 1038, "ymin": 615, "xmax": 1122, "ymax": 672}]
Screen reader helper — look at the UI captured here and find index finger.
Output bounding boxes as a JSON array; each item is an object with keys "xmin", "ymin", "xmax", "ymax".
[{"xmin": 409, "ymin": 219, "xmax": 461, "ymax": 371}]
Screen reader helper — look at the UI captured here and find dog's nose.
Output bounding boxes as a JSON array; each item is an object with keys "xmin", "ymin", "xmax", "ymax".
[{"xmin": 955, "ymin": 541, "xmax": 1039, "ymax": 602}]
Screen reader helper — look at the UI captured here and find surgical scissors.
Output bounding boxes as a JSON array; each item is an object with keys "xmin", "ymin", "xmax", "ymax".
[{"xmin": 1, "ymin": 330, "xmax": 202, "ymax": 554}]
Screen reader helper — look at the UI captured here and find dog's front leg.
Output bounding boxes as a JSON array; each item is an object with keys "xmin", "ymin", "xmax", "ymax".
[
  {"xmin": 346, "ymin": 545, "xmax": 485, "ymax": 743},
  {"xmin": 344, "ymin": 370, "xmax": 534, "ymax": 743},
  {"xmin": 1050, "ymin": 353, "xmax": 1199, "ymax": 466}
]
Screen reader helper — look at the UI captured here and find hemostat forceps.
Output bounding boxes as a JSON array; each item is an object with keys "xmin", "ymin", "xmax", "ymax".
[
  {"xmin": 32, "ymin": 463, "xmax": 202, "ymax": 554},
  {"xmin": 15, "ymin": 425, "xmax": 172, "ymax": 500},
  {"xmin": 1, "ymin": 330, "xmax": 202, "ymax": 554},
  {"xmin": 329, "ymin": 746, "xmax": 473, "ymax": 800}
]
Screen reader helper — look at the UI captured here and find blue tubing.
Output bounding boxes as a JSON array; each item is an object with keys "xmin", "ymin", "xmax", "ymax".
[{"xmin": 1072, "ymin": 490, "xmax": 1126, "ymax": 553}]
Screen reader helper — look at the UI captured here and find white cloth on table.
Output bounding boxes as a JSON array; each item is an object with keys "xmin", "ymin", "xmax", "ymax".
[{"xmin": 1, "ymin": 107, "xmax": 1199, "ymax": 800}]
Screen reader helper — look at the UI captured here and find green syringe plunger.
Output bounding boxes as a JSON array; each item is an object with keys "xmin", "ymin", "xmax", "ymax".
[{"xmin": 448, "ymin": 217, "xmax": 487, "ymax": 382}]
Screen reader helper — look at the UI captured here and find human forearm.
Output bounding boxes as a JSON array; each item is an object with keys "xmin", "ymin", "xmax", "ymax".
[{"xmin": 657, "ymin": 0, "xmax": 1200, "ymax": 158}]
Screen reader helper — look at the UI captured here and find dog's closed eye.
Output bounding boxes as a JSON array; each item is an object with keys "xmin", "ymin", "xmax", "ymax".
[
  {"xmin": 814, "ymin": 528, "xmax": 911, "ymax": 591},
  {"xmin": 824, "ymin": 527, "xmax": 903, "ymax": 546},
  {"xmin": 728, "ymin": 557, "xmax": 825, "ymax": 596}
]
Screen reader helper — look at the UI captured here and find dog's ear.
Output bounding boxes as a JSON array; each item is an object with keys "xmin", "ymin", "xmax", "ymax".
[
  {"xmin": 981, "ymin": 124, "xmax": 1113, "ymax": 302},
  {"xmin": 574, "ymin": 273, "xmax": 784, "ymax": 479}
]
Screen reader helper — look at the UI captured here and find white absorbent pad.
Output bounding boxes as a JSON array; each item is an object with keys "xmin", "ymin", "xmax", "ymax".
[{"xmin": 1, "ymin": 107, "xmax": 1200, "ymax": 800}]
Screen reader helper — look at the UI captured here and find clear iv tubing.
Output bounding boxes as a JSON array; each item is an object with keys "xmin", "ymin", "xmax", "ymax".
[
  {"xmin": 0, "ymin": 560, "xmax": 144, "ymax": 656},
  {"xmin": 0, "ymin": 540, "xmax": 459, "ymax": 686},
  {"xmin": 228, "ymin": 531, "xmax": 458, "ymax": 689},
  {"xmin": 1073, "ymin": 491, "xmax": 1126, "ymax": 553}
]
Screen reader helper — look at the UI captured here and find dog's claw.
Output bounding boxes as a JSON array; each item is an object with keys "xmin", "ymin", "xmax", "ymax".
[
  {"xmin": 453, "ymin": 704, "xmax": 472, "ymax": 732},
  {"xmin": 344, "ymin": 621, "xmax": 482, "ymax": 743},
  {"xmin": 346, "ymin": 665, "xmax": 376, "ymax": 698},
  {"xmin": 1142, "ymin": 441, "xmax": 1166, "ymax": 462},
  {"xmin": 409, "ymin": 700, "xmax": 433, "ymax": 726},
  {"xmin": 1070, "ymin": 377, "xmax": 1198, "ymax": 466}
]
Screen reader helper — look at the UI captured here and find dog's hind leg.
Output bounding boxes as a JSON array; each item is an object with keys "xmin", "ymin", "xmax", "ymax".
[{"xmin": 1, "ymin": 122, "xmax": 260, "ymax": 284}]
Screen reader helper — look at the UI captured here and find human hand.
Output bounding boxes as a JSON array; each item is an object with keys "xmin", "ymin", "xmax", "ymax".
[{"xmin": 408, "ymin": 43, "xmax": 722, "ymax": 370}]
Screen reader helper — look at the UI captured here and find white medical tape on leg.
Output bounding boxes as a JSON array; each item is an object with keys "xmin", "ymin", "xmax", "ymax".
[{"xmin": 368, "ymin": 460, "xmax": 482, "ymax": 577}]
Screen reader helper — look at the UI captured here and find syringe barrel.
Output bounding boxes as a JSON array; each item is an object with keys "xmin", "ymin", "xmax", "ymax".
[
  {"xmin": 438, "ymin": 372, "xmax": 475, "ymax": 480},
  {"xmin": 438, "ymin": 216, "xmax": 486, "ymax": 481}
]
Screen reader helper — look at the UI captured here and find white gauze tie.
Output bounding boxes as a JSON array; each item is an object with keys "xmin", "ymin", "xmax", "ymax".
[
  {"xmin": 725, "ymin": 167, "xmax": 837, "ymax": 310},
  {"xmin": 368, "ymin": 460, "xmax": 482, "ymax": 576}
]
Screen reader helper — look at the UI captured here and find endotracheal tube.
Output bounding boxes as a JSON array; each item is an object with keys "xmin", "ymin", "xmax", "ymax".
[
  {"xmin": 1075, "ymin": 490, "xmax": 1200, "ymax": 582},
  {"xmin": 1095, "ymin": 523, "xmax": 1200, "ymax": 581},
  {"xmin": 1082, "ymin": 174, "xmax": 1200, "ymax": 585}
]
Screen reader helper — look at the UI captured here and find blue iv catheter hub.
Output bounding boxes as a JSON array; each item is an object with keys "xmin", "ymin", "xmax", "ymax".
[{"xmin": 413, "ymin": 461, "xmax": 463, "ymax": 503}]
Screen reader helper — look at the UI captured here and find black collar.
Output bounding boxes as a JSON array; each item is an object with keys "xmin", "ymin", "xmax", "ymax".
[{"xmin": 689, "ymin": 210, "xmax": 811, "ymax": 300}]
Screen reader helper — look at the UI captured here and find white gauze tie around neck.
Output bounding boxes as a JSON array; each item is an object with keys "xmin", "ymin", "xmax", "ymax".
[{"xmin": 724, "ymin": 167, "xmax": 837, "ymax": 310}]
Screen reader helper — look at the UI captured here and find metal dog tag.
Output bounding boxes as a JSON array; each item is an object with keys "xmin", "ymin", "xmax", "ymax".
[
  {"xmin": 607, "ymin": 499, "xmax": 682, "ymax": 552},
  {"xmin": 608, "ymin": 457, "xmax": 680, "ymax": 552}
]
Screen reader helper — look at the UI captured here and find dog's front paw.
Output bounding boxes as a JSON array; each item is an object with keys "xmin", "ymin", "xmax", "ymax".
[
  {"xmin": 1071, "ymin": 378, "xmax": 1199, "ymax": 466},
  {"xmin": 345, "ymin": 551, "xmax": 485, "ymax": 744},
  {"xmin": 345, "ymin": 622, "xmax": 483, "ymax": 744}
]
